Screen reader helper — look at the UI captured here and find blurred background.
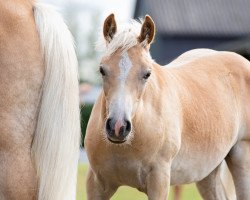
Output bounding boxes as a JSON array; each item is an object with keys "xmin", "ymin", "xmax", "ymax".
[{"xmin": 42, "ymin": 0, "xmax": 250, "ymax": 199}]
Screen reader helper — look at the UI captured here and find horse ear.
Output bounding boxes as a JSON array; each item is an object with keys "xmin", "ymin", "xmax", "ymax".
[
  {"xmin": 138, "ymin": 15, "xmax": 155, "ymax": 45},
  {"xmin": 103, "ymin": 13, "xmax": 117, "ymax": 42}
]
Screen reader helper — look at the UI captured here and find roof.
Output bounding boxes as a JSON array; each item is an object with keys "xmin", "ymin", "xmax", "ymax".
[{"xmin": 134, "ymin": 0, "xmax": 250, "ymax": 37}]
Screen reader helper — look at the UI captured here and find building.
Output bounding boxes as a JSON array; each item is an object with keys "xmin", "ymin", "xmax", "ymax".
[{"xmin": 134, "ymin": 0, "xmax": 250, "ymax": 65}]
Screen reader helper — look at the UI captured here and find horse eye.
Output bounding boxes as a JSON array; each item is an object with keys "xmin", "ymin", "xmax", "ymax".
[
  {"xmin": 99, "ymin": 67, "xmax": 106, "ymax": 76},
  {"xmin": 143, "ymin": 71, "xmax": 151, "ymax": 80}
]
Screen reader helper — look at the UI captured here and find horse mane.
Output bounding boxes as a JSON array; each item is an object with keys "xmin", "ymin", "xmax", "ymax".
[{"xmin": 96, "ymin": 19, "xmax": 146, "ymax": 56}]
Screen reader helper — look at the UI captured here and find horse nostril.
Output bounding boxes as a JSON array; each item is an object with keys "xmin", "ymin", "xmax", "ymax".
[
  {"xmin": 106, "ymin": 118, "xmax": 131, "ymax": 139},
  {"xmin": 106, "ymin": 118, "xmax": 112, "ymax": 133},
  {"xmin": 125, "ymin": 120, "xmax": 131, "ymax": 133}
]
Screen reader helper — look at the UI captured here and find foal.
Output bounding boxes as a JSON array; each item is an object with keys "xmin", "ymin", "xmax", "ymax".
[{"xmin": 85, "ymin": 14, "xmax": 250, "ymax": 200}]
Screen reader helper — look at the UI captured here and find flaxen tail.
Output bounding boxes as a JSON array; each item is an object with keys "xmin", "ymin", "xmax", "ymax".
[{"xmin": 32, "ymin": 3, "xmax": 80, "ymax": 200}]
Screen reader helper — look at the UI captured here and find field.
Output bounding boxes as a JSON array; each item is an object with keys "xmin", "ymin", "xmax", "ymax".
[{"xmin": 77, "ymin": 164, "xmax": 202, "ymax": 200}]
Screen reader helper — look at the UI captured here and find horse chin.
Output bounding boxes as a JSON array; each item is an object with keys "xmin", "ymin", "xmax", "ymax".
[{"xmin": 107, "ymin": 137, "xmax": 127, "ymax": 144}]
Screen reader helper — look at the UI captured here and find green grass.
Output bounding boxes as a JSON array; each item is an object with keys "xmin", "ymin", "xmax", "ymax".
[{"xmin": 77, "ymin": 164, "xmax": 202, "ymax": 200}]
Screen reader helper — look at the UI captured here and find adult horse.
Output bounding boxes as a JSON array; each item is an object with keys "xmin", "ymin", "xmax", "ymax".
[
  {"xmin": 0, "ymin": 1, "xmax": 80, "ymax": 200},
  {"xmin": 85, "ymin": 14, "xmax": 250, "ymax": 200}
]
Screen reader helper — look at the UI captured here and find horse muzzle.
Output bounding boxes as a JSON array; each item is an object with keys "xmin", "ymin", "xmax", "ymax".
[{"xmin": 105, "ymin": 117, "xmax": 131, "ymax": 144}]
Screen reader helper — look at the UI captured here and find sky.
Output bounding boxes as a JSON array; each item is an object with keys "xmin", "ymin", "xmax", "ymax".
[
  {"xmin": 42, "ymin": 0, "xmax": 136, "ymax": 22},
  {"xmin": 40, "ymin": 0, "xmax": 137, "ymax": 83}
]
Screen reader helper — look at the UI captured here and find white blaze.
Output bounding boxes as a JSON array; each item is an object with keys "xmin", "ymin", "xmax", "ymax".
[
  {"xmin": 109, "ymin": 52, "xmax": 132, "ymax": 120},
  {"xmin": 118, "ymin": 52, "xmax": 132, "ymax": 82}
]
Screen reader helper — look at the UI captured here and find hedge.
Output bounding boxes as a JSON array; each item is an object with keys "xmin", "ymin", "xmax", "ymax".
[{"xmin": 80, "ymin": 104, "xmax": 93, "ymax": 147}]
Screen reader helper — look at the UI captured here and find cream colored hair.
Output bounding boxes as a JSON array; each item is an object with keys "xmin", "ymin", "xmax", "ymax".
[
  {"xmin": 96, "ymin": 20, "xmax": 147, "ymax": 57},
  {"xmin": 32, "ymin": 3, "xmax": 80, "ymax": 200}
]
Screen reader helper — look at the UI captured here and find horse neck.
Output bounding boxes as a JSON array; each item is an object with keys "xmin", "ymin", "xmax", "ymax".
[
  {"xmin": 143, "ymin": 62, "xmax": 174, "ymax": 100},
  {"xmin": 135, "ymin": 62, "xmax": 182, "ymax": 121}
]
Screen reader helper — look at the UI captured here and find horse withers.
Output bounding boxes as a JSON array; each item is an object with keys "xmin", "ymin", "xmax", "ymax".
[
  {"xmin": 85, "ymin": 14, "xmax": 250, "ymax": 200},
  {"xmin": 0, "ymin": 1, "xmax": 80, "ymax": 200}
]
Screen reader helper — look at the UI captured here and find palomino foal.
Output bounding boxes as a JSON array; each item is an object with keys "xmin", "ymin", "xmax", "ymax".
[{"xmin": 85, "ymin": 14, "xmax": 250, "ymax": 200}]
